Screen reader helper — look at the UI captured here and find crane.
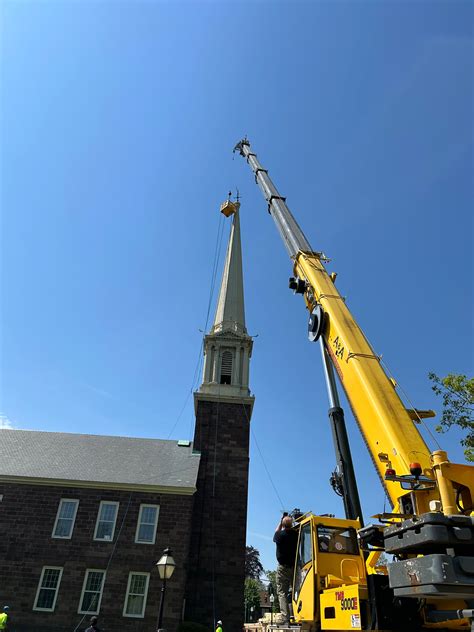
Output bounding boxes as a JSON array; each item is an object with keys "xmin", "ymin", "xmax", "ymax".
[{"xmin": 234, "ymin": 138, "xmax": 474, "ymax": 631}]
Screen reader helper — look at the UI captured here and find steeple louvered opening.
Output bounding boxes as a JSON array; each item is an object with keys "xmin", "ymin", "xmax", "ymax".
[{"xmin": 220, "ymin": 350, "xmax": 233, "ymax": 385}]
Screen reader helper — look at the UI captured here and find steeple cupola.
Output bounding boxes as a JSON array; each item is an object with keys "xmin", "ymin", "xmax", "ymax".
[{"xmin": 199, "ymin": 197, "xmax": 253, "ymax": 398}]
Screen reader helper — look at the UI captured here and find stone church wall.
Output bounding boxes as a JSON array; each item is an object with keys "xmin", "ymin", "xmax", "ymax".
[{"xmin": 0, "ymin": 482, "xmax": 194, "ymax": 632}]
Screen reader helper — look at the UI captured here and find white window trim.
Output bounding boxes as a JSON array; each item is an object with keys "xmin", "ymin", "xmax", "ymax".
[
  {"xmin": 134, "ymin": 504, "xmax": 160, "ymax": 545},
  {"xmin": 33, "ymin": 566, "xmax": 64, "ymax": 612},
  {"xmin": 52, "ymin": 498, "xmax": 79, "ymax": 539},
  {"xmin": 93, "ymin": 500, "xmax": 119, "ymax": 542},
  {"xmin": 123, "ymin": 572, "xmax": 150, "ymax": 618},
  {"xmin": 78, "ymin": 569, "xmax": 106, "ymax": 615}
]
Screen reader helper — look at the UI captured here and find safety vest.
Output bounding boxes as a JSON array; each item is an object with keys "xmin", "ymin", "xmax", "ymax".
[{"xmin": 0, "ymin": 613, "xmax": 8, "ymax": 630}]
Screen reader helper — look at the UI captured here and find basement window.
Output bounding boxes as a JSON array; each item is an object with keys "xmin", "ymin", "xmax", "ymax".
[{"xmin": 220, "ymin": 350, "xmax": 233, "ymax": 385}]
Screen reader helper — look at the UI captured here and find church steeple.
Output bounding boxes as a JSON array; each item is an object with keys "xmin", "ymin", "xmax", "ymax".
[
  {"xmin": 199, "ymin": 196, "xmax": 253, "ymax": 398},
  {"xmin": 187, "ymin": 196, "xmax": 254, "ymax": 632}
]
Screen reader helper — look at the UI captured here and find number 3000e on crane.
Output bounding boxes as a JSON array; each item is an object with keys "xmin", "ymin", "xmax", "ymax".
[{"xmin": 234, "ymin": 139, "xmax": 474, "ymax": 632}]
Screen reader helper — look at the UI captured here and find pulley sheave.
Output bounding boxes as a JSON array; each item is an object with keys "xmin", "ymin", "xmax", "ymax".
[{"xmin": 308, "ymin": 304, "xmax": 324, "ymax": 342}]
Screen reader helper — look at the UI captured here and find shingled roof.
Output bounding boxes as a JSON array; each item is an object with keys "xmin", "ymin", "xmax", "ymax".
[{"xmin": 0, "ymin": 429, "xmax": 200, "ymax": 494}]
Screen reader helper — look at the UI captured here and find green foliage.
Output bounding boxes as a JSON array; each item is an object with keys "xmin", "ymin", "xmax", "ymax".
[
  {"xmin": 244, "ymin": 577, "xmax": 262, "ymax": 612},
  {"xmin": 178, "ymin": 621, "xmax": 209, "ymax": 632},
  {"xmin": 265, "ymin": 569, "xmax": 280, "ymax": 612},
  {"xmin": 245, "ymin": 545, "xmax": 264, "ymax": 580},
  {"xmin": 429, "ymin": 373, "xmax": 474, "ymax": 462}
]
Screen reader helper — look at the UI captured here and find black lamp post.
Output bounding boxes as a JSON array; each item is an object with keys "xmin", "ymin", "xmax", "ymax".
[
  {"xmin": 156, "ymin": 547, "xmax": 176, "ymax": 632},
  {"xmin": 270, "ymin": 593, "xmax": 274, "ymax": 627}
]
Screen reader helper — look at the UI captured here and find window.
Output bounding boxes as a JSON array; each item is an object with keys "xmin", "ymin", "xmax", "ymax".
[
  {"xmin": 294, "ymin": 523, "xmax": 312, "ymax": 600},
  {"xmin": 220, "ymin": 350, "xmax": 233, "ymax": 384},
  {"xmin": 78, "ymin": 570, "xmax": 106, "ymax": 614},
  {"xmin": 33, "ymin": 567, "xmax": 63, "ymax": 612},
  {"xmin": 298, "ymin": 524, "xmax": 313, "ymax": 566},
  {"xmin": 52, "ymin": 499, "xmax": 79, "ymax": 539},
  {"xmin": 94, "ymin": 501, "xmax": 119, "ymax": 541},
  {"xmin": 317, "ymin": 525, "xmax": 359, "ymax": 555},
  {"xmin": 135, "ymin": 505, "xmax": 159, "ymax": 544},
  {"xmin": 123, "ymin": 572, "xmax": 150, "ymax": 618}
]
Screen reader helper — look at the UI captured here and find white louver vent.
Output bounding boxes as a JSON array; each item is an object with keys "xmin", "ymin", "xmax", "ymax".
[{"xmin": 220, "ymin": 351, "xmax": 233, "ymax": 385}]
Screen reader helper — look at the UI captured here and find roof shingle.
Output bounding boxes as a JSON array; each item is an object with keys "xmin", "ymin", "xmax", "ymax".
[{"xmin": 0, "ymin": 429, "xmax": 200, "ymax": 492}]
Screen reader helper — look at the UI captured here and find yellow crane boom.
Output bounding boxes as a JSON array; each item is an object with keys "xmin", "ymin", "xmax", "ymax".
[{"xmin": 234, "ymin": 138, "xmax": 472, "ymax": 517}]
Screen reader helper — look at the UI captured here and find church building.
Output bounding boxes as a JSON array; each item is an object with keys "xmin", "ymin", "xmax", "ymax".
[{"xmin": 0, "ymin": 198, "xmax": 254, "ymax": 632}]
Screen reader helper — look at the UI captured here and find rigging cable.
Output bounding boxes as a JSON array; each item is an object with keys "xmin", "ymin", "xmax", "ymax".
[
  {"xmin": 166, "ymin": 212, "xmax": 226, "ymax": 441},
  {"xmin": 379, "ymin": 356, "xmax": 443, "ymax": 452},
  {"xmin": 239, "ymin": 397, "xmax": 286, "ymax": 511},
  {"xmin": 72, "ymin": 492, "xmax": 133, "ymax": 632}
]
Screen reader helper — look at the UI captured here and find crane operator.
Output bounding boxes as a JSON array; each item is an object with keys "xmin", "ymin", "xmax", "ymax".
[{"xmin": 273, "ymin": 514, "xmax": 298, "ymax": 624}]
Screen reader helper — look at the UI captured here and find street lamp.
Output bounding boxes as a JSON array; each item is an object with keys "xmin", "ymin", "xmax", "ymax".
[
  {"xmin": 269, "ymin": 593, "xmax": 275, "ymax": 627},
  {"xmin": 156, "ymin": 548, "xmax": 176, "ymax": 632}
]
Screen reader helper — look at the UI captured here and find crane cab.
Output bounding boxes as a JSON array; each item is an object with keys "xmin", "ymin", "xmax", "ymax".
[{"xmin": 292, "ymin": 514, "xmax": 367, "ymax": 631}]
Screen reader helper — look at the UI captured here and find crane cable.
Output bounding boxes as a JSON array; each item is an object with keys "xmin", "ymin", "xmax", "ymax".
[
  {"xmin": 166, "ymin": 212, "xmax": 226, "ymax": 441},
  {"xmin": 208, "ymin": 390, "xmax": 287, "ymax": 630},
  {"xmin": 182, "ymin": 212, "xmax": 226, "ymax": 626},
  {"xmin": 379, "ymin": 356, "xmax": 443, "ymax": 452},
  {"xmin": 211, "ymin": 383, "xmax": 221, "ymax": 631},
  {"xmin": 239, "ymin": 398, "xmax": 286, "ymax": 510},
  {"xmin": 72, "ymin": 493, "xmax": 133, "ymax": 632},
  {"xmin": 71, "ymin": 212, "xmax": 227, "ymax": 630}
]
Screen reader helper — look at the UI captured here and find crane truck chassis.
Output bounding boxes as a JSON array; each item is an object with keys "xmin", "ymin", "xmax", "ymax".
[{"xmin": 233, "ymin": 139, "xmax": 474, "ymax": 632}]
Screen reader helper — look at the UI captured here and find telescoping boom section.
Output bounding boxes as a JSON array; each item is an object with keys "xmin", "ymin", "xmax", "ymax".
[{"xmin": 234, "ymin": 138, "xmax": 473, "ymax": 518}]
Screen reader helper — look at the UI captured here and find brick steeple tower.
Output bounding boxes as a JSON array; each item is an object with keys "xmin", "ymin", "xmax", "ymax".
[{"xmin": 185, "ymin": 197, "xmax": 254, "ymax": 631}]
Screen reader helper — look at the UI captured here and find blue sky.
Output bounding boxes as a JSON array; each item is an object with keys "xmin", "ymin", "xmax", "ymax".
[{"xmin": 1, "ymin": 0, "xmax": 472, "ymax": 572}]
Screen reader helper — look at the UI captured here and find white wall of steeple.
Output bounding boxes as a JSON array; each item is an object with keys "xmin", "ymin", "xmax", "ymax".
[{"xmin": 200, "ymin": 333, "xmax": 252, "ymax": 397}]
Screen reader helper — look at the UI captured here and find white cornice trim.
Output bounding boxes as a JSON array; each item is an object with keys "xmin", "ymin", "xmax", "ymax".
[
  {"xmin": 0, "ymin": 475, "xmax": 197, "ymax": 495},
  {"xmin": 194, "ymin": 391, "xmax": 255, "ymax": 416}
]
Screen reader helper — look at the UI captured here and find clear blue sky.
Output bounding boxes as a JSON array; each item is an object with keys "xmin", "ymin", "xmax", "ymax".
[{"xmin": 1, "ymin": 1, "xmax": 472, "ymax": 572}]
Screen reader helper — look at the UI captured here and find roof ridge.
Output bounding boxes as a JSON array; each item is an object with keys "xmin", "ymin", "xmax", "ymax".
[{"xmin": 0, "ymin": 428, "xmax": 189, "ymax": 444}]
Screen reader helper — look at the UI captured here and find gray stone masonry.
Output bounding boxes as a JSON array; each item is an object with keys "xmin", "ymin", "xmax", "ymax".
[
  {"xmin": 185, "ymin": 398, "xmax": 252, "ymax": 632},
  {"xmin": 0, "ymin": 482, "xmax": 194, "ymax": 632}
]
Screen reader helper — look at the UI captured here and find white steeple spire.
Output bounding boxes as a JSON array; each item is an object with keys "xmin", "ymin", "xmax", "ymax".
[
  {"xmin": 199, "ymin": 197, "xmax": 253, "ymax": 399},
  {"xmin": 212, "ymin": 202, "xmax": 246, "ymax": 335}
]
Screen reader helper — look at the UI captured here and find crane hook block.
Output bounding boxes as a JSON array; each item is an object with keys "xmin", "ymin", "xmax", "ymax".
[{"xmin": 308, "ymin": 304, "xmax": 325, "ymax": 342}]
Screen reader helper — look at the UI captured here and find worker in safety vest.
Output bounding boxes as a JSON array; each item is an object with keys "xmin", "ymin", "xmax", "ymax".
[
  {"xmin": 215, "ymin": 619, "xmax": 223, "ymax": 632},
  {"xmin": 0, "ymin": 606, "xmax": 10, "ymax": 631}
]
